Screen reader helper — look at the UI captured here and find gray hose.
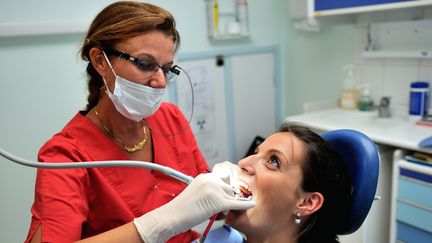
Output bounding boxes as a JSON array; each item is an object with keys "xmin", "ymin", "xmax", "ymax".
[{"xmin": 0, "ymin": 146, "xmax": 193, "ymax": 184}]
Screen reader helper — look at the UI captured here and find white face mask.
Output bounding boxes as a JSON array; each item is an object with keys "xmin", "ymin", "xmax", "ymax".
[{"xmin": 102, "ymin": 51, "xmax": 165, "ymax": 122}]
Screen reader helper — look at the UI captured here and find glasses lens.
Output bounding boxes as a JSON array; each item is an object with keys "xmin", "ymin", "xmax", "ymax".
[
  {"xmin": 166, "ymin": 71, "xmax": 177, "ymax": 82},
  {"xmin": 136, "ymin": 59, "xmax": 158, "ymax": 73}
]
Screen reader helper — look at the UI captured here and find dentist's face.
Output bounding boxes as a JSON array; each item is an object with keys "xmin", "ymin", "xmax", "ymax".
[{"xmin": 226, "ymin": 132, "xmax": 306, "ymax": 239}]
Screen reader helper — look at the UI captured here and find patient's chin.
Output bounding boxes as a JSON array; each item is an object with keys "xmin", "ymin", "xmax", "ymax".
[{"xmin": 225, "ymin": 209, "xmax": 247, "ymax": 226}]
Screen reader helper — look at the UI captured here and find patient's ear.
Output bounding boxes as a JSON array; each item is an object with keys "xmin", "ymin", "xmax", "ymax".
[{"xmin": 297, "ymin": 192, "xmax": 324, "ymax": 216}]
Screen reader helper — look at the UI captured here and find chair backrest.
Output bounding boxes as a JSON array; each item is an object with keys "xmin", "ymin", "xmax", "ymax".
[{"xmin": 321, "ymin": 129, "xmax": 380, "ymax": 235}]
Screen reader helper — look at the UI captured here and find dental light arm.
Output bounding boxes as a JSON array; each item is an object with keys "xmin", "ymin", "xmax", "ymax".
[{"xmin": 0, "ymin": 146, "xmax": 193, "ymax": 185}]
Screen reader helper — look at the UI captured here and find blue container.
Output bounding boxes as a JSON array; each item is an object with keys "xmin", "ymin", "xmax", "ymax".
[{"xmin": 409, "ymin": 81, "xmax": 430, "ymax": 116}]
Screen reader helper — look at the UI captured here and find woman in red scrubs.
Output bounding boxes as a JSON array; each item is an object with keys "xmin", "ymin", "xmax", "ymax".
[{"xmin": 25, "ymin": 1, "xmax": 255, "ymax": 242}]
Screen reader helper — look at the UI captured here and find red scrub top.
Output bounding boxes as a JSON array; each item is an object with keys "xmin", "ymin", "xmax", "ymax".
[{"xmin": 25, "ymin": 103, "xmax": 209, "ymax": 243}]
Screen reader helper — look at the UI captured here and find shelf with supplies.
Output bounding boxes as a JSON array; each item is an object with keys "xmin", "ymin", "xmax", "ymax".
[
  {"xmin": 205, "ymin": 0, "xmax": 250, "ymax": 40},
  {"xmin": 288, "ymin": 0, "xmax": 432, "ymax": 31},
  {"xmin": 0, "ymin": 21, "xmax": 88, "ymax": 38}
]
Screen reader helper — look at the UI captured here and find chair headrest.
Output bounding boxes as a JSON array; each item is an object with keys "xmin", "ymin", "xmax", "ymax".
[{"xmin": 322, "ymin": 129, "xmax": 379, "ymax": 235}]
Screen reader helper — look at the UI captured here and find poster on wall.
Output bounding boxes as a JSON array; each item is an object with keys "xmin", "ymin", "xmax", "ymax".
[{"xmin": 175, "ymin": 63, "xmax": 218, "ymax": 160}]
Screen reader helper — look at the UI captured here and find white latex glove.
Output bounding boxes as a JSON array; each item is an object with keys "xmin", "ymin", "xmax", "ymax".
[
  {"xmin": 212, "ymin": 161, "xmax": 240, "ymax": 186},
  {"xmin": 133, "ymin": 172, "xmax": 255, "ymax": 243}
]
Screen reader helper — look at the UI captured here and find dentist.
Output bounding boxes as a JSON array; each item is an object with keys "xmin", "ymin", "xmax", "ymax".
[{"xmin": 25, "ymin": 1, "xmax": 254, "ymax": 242}]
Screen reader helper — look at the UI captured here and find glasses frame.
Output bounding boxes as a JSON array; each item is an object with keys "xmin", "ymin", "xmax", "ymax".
[{"xmin": 103, "ymin": 47, "xmax": 180, "ymax": 78}]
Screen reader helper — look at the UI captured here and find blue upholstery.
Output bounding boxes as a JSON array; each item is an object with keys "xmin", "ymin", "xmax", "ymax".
[{"xmin": 322, "ymin": 129, "xmax": 380, "ymax": 235}]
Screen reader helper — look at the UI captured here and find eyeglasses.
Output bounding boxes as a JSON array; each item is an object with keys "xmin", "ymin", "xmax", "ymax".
[{"xmin": 103, "ymin": 47, "xmax": 180, "ymax": 80}]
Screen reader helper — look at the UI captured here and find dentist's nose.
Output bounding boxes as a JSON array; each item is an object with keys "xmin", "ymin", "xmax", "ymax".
[{"xmin": 148, "ymin": 68, "xmax": 168, "ymax": 88}]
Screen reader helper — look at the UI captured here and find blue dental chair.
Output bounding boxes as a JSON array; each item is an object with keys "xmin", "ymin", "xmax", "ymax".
[{"xmin": 322, "ymin": 129, "xmax": 380, "ymax": 234}]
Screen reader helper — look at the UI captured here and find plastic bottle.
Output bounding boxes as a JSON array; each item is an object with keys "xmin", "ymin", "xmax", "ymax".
[
  {"xmin": 358, "ymin": 83, "xmax": 374, "ymax": 111},
  {"xmin": 409, "ymin": 81, "xmax": 430, "ymax": 117},
  {"xmin": 235, "ymin": 0, "xmax": 248, "ymax": 34},
  {"xmin": 340, "ymin": 64, "xmax": 358, "ymax": 110}
]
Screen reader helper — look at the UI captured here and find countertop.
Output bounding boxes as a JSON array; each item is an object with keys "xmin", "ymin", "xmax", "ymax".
[{"xmin": 285, "ymin": 108, "xmax": 432, "ymax": 154}]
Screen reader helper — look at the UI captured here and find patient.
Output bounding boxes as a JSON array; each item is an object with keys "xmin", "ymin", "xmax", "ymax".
[{"xmin": 206, "ymin": 122, "xmax": 352, "ymax": 243}]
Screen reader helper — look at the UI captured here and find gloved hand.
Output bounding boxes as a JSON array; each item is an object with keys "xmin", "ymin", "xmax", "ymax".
[
  {"xmin": 133, "ymin": 172, "xmax": 255, "ymax": 243},
  {"xmin": 212, "ymin": 161, "xmax": 240, "ymax": 186}
]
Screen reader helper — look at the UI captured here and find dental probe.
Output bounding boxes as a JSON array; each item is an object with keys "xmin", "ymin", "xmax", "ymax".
[{"xmin": 0, "ymin": 146, "xmax": 193, "ymax": 185}]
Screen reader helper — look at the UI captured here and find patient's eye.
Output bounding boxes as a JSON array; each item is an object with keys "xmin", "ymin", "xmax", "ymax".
[{"xmin": 267, "ymin": 155, "xmax": 280, "ymax": 169}]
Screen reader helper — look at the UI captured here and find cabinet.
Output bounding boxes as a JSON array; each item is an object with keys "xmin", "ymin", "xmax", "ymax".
[
  {"xmin": 289, "ymin": 0, "xmax": 432, "ymax": 19},
  {"xmin": 391, "ymin": 150, "xmax": 432, "ymax": 243},
  {"xmin": 288, "ymin": 0, "xmax": 432, "ymax": 31}
]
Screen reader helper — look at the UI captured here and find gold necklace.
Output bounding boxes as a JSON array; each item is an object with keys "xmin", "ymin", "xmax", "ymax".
[{"xmin": 95, "ymin": 110, "xmax": 147, "ymax": 153}]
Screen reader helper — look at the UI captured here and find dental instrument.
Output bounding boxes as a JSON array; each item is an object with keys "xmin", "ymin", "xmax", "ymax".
[
  {"xmin": 1, "ymin": 144, "xmax": 253, "ymax": 241},
  {"xmin": 0, "ymin": 146, "xmax": 193, "ymax": 185},
  {"xmin": 197, "ymin": 186, "xmax": 253, "ymax": 242}
]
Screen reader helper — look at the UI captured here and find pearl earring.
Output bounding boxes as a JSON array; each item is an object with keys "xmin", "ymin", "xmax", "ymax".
[{"xmin": 295, "ymin": 211, "xmax": 301, "ymax": 224}]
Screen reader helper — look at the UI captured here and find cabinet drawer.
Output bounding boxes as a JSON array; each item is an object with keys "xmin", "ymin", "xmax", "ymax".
[
  {"xmin": 398, "ymin": 177, "xmax": 432, "ymax": 208},
  {"xmin": 396, "ymin": 201, "xmax": 432, "ymax": 233},
  {"xmin": 397, "ymin": 221, "xmax": 432, "ymax": 243}
]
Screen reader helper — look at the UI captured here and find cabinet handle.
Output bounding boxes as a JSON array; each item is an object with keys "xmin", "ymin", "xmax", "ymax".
[{"xmin": 397, "ymin": 198, "xmax": 432, "ymax": 212}]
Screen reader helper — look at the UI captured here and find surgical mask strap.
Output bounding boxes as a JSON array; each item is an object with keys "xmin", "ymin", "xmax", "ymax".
[
  {"xmin": 101, "ymin": 50, "xmax": 118, "ymax": 94},
  {"xmin": 102, "ymin": 50, "xmax": 117, "ymax": 76}
]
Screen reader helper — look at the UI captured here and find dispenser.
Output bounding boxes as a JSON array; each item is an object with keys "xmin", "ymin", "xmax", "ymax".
[
  {"xmin": 358, "ymin": 83, "xmax": 374, "ymax": 111},
  {"xmin": 340, "ymin": 64, "xmax": 358, "ymax": 110}
]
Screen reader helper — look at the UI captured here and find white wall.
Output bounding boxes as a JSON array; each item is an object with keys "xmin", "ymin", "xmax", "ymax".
[{"xmin": 0, "ymin": 1, "xmax": 354, "ymax": 242}]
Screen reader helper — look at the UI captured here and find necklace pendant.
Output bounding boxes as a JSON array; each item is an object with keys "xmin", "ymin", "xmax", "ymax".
[
  {"xmin": 124, "ymin": 139, "xmax": 146, "ymax": 153},
  {"xmin": 95, "ymin": 110, "xmax": 147, "ymax": 153}
]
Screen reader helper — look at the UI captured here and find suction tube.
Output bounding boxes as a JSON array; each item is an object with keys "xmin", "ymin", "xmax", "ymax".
[{"xmin": 0, "ymin": 146, "xmax": 193, "ymax": 185}]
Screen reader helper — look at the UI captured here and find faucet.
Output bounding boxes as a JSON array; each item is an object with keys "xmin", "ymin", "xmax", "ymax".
[{"xmin": 378, "ymin": 96, "xmax": 391, "ymax": 118}]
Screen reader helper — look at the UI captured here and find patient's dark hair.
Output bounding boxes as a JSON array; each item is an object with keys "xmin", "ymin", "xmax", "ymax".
[{"xmin": 279, "ymin": 122, "xmax": 352, "ymax": 243}]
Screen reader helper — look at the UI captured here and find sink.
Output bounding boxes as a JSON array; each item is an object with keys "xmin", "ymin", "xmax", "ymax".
[
  {"xmin": 370, "ymin": 115, "xmax": 408, "ymax": 127},
  {"xmin": 318, "ymin": 109, "xmax": 408, "ymax": 129}
]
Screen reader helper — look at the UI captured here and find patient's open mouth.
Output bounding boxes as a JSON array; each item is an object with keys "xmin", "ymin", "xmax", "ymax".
[
  {"xmin": 234, "ymin": 181, "xmax": 253, "ymax": 201},
  {"xmin": 239, "ymin": 183, "xmax": 252, "ymax": 198}
]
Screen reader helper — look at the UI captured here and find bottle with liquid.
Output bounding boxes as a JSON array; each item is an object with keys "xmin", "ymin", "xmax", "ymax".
[
  {"xmin": 358, "ymin": 83, "xmax": 374, "ymax": 111},
  {"xmin": 340, "ymin": 64, "xmax": 358, "ymax": 110}
]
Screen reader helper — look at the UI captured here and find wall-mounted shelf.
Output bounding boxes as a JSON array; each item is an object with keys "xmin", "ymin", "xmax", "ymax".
[
  {"xmin": 205, "ymin": 0, "xmax": 250, "ymax": 41},
  {"xmin": 363, "ymin": 50, "xmax": 432, "ymax": 59},
  {"xmin": 0, "ymin": 21, "xmax": 88, "ymax": 38},
  {"xmin": 210, "ymin": 32, "xmax": 250, "ymax": 40},
  {"xmin": 362, "ymin": 18, "xmax": 432, "ymax": 59}
]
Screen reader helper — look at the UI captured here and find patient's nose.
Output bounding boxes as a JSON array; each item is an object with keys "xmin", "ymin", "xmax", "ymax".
[{"xmin": 238, "ymin": 154, "xmax": 257, "ymax": 175}]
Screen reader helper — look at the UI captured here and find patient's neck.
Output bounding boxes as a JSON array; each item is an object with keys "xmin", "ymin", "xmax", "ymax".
[{"xmin": 245, "ymin": 228, "xmax": 297, "ymax": 243}]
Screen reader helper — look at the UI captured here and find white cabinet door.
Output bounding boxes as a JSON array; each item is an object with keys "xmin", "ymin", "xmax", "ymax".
[{"xmin": 231, "ymin": 52, "xmax": 276, "ymax": 161}]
